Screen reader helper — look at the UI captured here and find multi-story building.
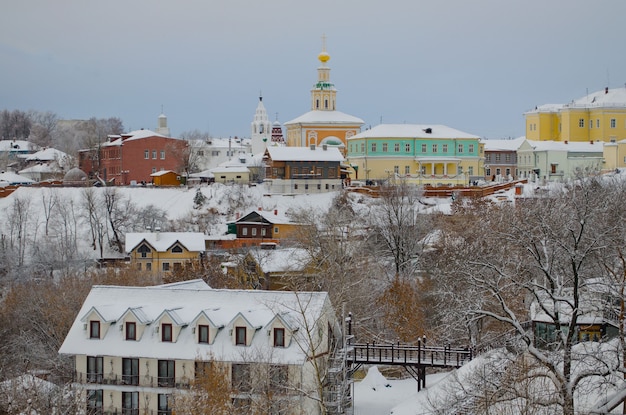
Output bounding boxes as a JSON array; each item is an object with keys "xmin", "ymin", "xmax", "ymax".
[
  {"xmin": 125, "ymin": 231, "xmax": 206, "ymax": 274},
  {"xmin": 524, "ymin": 86, "xmax": 626, "ymax": 143},
  {"xmin": 482, "ymin": 137, "xmax": 525, "ymax": 181},
  {"xmin": 263, "ymin": 145, "xmax": 346, "ymax": 193},
  {"xmin": 517, "ymin": 139, "xmax": 604, "ymax": 182},
  {"xmin": 346, "ymin": 124, "xmax": 483, "ymax": 185},
  {"xmin": 59, "ymin": 279, "xmax": 339, "ymax": 415},
  {"xmin": 78, "ymin": 129, "xmax": 188, "ymax": 185},
  {"xmin": 284, "ymin": 40, "xmax": 363, "ymax": 155}
]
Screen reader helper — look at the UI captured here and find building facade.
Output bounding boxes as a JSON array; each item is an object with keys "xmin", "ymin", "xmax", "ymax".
[
  {"xmin": 78, "ymin": 129, "xmax": 188, "ymax": 185},
  {"xmin": 346, "ymin": 124, "xmax": 483, "ymax": 185},
  {"xmin": 482, "ymin": 137, "xmax": 525, "ymax": 181},
  {"xmin": 59, "ymin": 280, "xmax": 339, "ymax": 415},
  {"xmin": 125, "ymin": 231, "xmax": 206, "ymax": 275},
  {"xmin": 524, "ymin": 86, "xmax": 626, "ymax": 143}
]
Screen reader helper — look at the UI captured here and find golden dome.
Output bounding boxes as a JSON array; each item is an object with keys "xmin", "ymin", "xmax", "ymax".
[{"xmin": 318, "ymin": 51, "xmax": 330, "ymax": 63}]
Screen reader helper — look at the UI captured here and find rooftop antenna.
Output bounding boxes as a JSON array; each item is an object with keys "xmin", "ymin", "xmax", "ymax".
[
  {"xmin": 161, "ymin": 104, "xmax": 164, "ymax": 114},
  {"xmin": 259, "ymin": 90, "xmax": 263, "ymax": 101},
  {"xmin": 275, "ymin": 112, "xmax": 279, "ymax": 121}
]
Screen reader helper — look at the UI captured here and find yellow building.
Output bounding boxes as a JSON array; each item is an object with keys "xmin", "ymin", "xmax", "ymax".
[
  {"xmin": 125, "ymin": 231, "xmax": 206, "ymax": 274},
  {"xmin": 284, "ymin": 38, "xmax": 363, "ymax": 155},
  {"xmin": 525, "ymin": 87, "xmax": 626, "ymax": 143}
]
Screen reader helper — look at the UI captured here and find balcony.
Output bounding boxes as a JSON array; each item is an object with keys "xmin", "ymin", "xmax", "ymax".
[{"xmin": 74, "ymin": 371, "xmax": 191, "ymax": 389}]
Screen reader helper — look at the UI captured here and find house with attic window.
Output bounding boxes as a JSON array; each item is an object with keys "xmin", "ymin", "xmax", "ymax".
[
  {"xmin": 125, "ymin": 231, "xmax": 206, "ymax": 274},
  {"xmin": 59, "ymin": 279, "xmax": 340, "ymax": 415}
]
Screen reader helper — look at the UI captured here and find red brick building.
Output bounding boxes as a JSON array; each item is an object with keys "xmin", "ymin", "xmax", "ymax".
[{"xmin": 78, "ymin": 129, "xmax": 188, "ymax": 185}]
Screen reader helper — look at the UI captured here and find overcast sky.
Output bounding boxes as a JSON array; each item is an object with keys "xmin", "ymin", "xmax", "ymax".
[{"xmin": 2, "ymin": 0, "xmax": 625, "ymax": 140}]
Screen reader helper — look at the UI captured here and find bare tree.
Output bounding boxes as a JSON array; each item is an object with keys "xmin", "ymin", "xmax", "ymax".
[
  {"xmin": 28, "ymin": 110, "xmax": 58, "ymax": 147},
  {"xmin": 0, "ymin": 109, "xmax": 31, "ymax": 140},
  {"xmin": 432, "ymin": 177, "xmax": 624, "ymax": 415}
]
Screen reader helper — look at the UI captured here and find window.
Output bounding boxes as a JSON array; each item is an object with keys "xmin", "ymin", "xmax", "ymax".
[
  {"xmin": 242, "ymin": 227, "xmax": 248, "ymax": 236},
  {"xmin": 158, "ymin": 394, "xmax": 172, "ymax": 415},
  {"xmin": 261, "ymin": 228, "xmax": 266, "ymax": 237},
  {"xmin": 171, "ymin": 245, "xmax": 183, "ymax": 253},
  {"xmin": 468, "ymin": 144, "xmax": 474, "ymax": 153},
  {"xmin": 252, "ymin": 228, "xmax": 257, "ymax": 236},
  {"xmin": 274, "ymin": 327, "xmax": 285, "ymax": 347},
  {"xmin": 394, "ymin": 143, "xmax": 400, "ymax": 152},
  {"xmin": 138, "ymin": 244, "xmax": 150, "ymax": 258},
  {"xmin": 404, "ymin": 165, "xmax": 410, "ymax": 175},
  {"xmin": 485, "ymin": 154, "xmax": 491, "ymax": 162},
  {"xmin": 162, "ymin": 323, "xmax": 172, "ymax": 342},
  {"xmin": 421, "ymin": 144, "xmax": 427, "ymax": 153},
  {"xmin": 126, "ymin": 322, "xmax": 136, "ymax": 340},
  {"xmin": 173, "ymin": 262, "xmax": 182, "ymax": 272},
  {"xmin": 212, "ymin": 150, "xmax": 220, "ymax": 156},
  {"xmin": 122, "ymin": 358, "xmax": 139, "ymax": 385},
  {"xmin": 371, "ymin": 143, "xmax": 377, "ymax": 152},
  {"xmin": 152, "ymin": 167, "xmax": 157, "ymax": 174},
  {"xmin": 486, "ymin": 168, "xmax": 491, "ymax": 176},
  {"xmin": 274, "ymin": 227, "xmax": 279, "ymax": 234},
  {"xmin": 160, "ymin": 150, "xmax": 165, "ymax": 159},
  {"xmin": 197, "ymin": 150, "xmax": 204, "ymax": 156},
  {"xmin": 590, "ymin": 120, "xmax": 593, "ymax": 129},
  {"xmin": 442, "ymin": 144, "xmax": 448, "ymax": 153},
  {"xmin": 458, "ymin": 144, "xmax": 463, "ymax": 153},
  {"xmin": 597, "ymin": 119, "xmax": 600, "ymax": 128},
  {"xmin": 360, "ymin": 143, "xmax": 365, "ymax": 153},
  {"xmin": 87, "ymin": 389, "xmax": 103, "ymax": 413},
  {"xmin": 495, "ymin": 154, "xmax": 501, "ymax": 162},
  {"xmin": 496, "ymin": 168, "xmax": 501, "ymax": 175},
  {"xmin": 144, "ymin": 150, "xmax": 149, "ymax": 159},
  {"xmin": 505, "ymin": 154, "xmax": 511, "ymax": 162},
  {"xmin": 579, "ymin": 118, "xmax": 584, "ymax": 128},
  {"xmin": 405, "ymin": 143, "xmax": 411, "ymax": 152},
  {"xmin": 232, "ymin": 364, "xmax": 251, "ymax": 392},
  {"xmin": 235, "ymin": 326, "xmax": 246, "ymax": 345},
  {"xmin": 432, "ymin": 144, "xmax": 437, "ymax": 153},
  {"xmin": 195, "ymin": 361, "xmax": 211, "ymax": 381},
  {"xmin": 611, "ymin": 118, "xmax": 616, "ymax": 128},
  {"xmin": 270, "ymin": 365, "xmax": 288, "ymax": 393},
  {"xmin": 152, "ymin": 150, "xmax": 157, "ymax": 159},
  {"xmin": 87, "ymin": 356, "xmax": 103, "ymax": 383},
  {"xmin": 506, "ymin": 168, "xmax": 511, "ymax": 176},
  {"xmin": 146, "ymin": 263, "xmax": 152, "ymax": 271},
  {"xmin": 162, "ymin": 262, "xmax": 170, "ymax": 271},
  {"xmin": 122, "ymin": 391, "xmax": 139, "ymax": 415},
  {"xmin": 382, "ymin": 143, "xmax": 388, "ymax": 152},
  {"xmin": 393, "ymin": 165, "xmax": 399, "ymax": 174},
  {"xmin": 90, "ymin": 321, "xmax": 100, "ymax": 339},
  {"xmin": 468, "ymin": 166, "xmax": 474, "ymax": 175},
  {"xmin": 158, "ymin": 360, "xmax": 175, "ymax": 387},
  {"xmin": 198, "ymin": 325, "xmax": 209, "ymax": 343}
]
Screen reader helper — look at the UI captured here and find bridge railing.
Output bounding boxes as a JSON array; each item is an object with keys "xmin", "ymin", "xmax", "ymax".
[{"xmin": 350, "ymin": 343, "xmax": 472, "ymax": 368}]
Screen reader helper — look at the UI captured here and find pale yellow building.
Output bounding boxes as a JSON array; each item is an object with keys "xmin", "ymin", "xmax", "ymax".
[
  {"xmin": 525, "ymin": 86, "xmax": 626, "ymax": 143},
  {"xmin": 284, "ymin": 39, "xmax": 363, "ymax": 155},
  {"xmin": 125, "ymin": 231, "xmax": 206, "ymax": 274}
]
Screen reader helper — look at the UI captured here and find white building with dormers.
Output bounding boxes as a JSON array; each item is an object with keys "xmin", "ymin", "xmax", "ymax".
[{"xmin": 59, "ymin": 279, "xmax": 339, "ymax": 415}]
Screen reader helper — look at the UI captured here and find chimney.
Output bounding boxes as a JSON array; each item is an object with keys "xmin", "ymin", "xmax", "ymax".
[
  {"xmin": 310, "ymin": 144, "xmax": 316, "ymax": 150},
  {"xmin": 322, "ymin": 144, "xmax": 328, "ymax": 151},
  {"xmin": 155, "ymin": 226, "xmax": 161, "ymax": 240},
  {"xmin": 236, "ymin": 212, "xmax": 240, "ymax": 220},
  {"xmin": 258, "ymin": 207, "xmax": 262, "ymax": 211},
  {"xmin": 605, "ymin": 87, "xmax": 609, "ymax": 94},
  {"xmin": 564, "ymin": 140, "xmax": 568, "ymax": 144},
  {"xmin": 274, "ymin": 209, "xmax": 278, "ymax": 215}
]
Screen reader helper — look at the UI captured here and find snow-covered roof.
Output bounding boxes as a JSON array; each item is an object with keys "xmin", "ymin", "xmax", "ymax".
[
  {"xmin": 102, "ymin": 129, "xmax": 173, "ymax": 147},
  {"xmin": 265, "ymin": 146, "xmax": 344, "ymax": 162},
  {"xmin": 125, "ymin": 232, "xmax": 206, "ymax": 253},
  {"xmin": 530, "ymin": 289, "xmax": 606, "ymax": 325},
  {"xmin": 526, "ymin": 87, "xmax": 626, "ymax": 113},
  {"xmin": 525, "ymin": 139, "xmax": 604, "ymax": 153},
  {"xmin": 0, "ymin": 139, "xmax": 38, "ymax": 152},
  {"xmin": 249, "ymin": 247, "xmax": 311, "ymax": 273},
  {"xmin": 59, "ymin": 280, "xmax": 332, "ymax": 364},
  {"xmin": 149, "ymin": 170, "xmax": 176, "ymax": 177},
  {"xmin": 0, "ymin": 171, "xmax": 35, "ymax": 185},
  {"xmin": 210, "ymin": 166, "xmax": 250, "ymax": 174},
  {"xmin": 19, "ymin": 164, "xmax": 60, "ymax": 174},
  {"xmin": 525, "ymin": 104, "xmax": 564, "ymax": 114},
  {"xmin": 23, "ymin": 147, "xmax": 68, "ymax": 162},
  {"xmin": 284, "ymin": 110, "xmax": 364, "ymax": 125},
  {"xmin": 483, "ymin": 137, "xmax": 526, "ymax": 152},
  {"xmin": 349, "ymin": 124, "xmax": 480, "ymax": 140}
]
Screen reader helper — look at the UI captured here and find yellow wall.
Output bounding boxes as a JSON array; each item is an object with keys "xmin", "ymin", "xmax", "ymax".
[
  {"xmin": 286, "ymin": 124, "xmax": 360, "ymax": 154},
  {"xmin": 129, "ymin": 245, "xmax": 200, "ymax": 275}
]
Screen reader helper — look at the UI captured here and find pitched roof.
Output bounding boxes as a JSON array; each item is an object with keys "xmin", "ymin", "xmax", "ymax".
[
  {"xmin": 125, "ymin": 232, "xmax": 206, "ymax": 253},
  {"xmin": 284, "ymin": 110, "xmax": 364, "ymax": 125},
  {"xmin": 483, "ymin": 136, "xmax": 526, "ymax": 151},
  {"xmin": 349, "ymin": 124, "xmax": 480, "ymax": 140},
  {"xmin": 59, "ymin": 280, "xmax": 332, "ymax": 364},
  {"xmin": 265, "ymin": 146, "xmax": 344, "ymax": 162}
]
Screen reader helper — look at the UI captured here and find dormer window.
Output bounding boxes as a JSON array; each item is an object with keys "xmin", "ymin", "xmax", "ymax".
[
  {"xmin": 171, "ymin": 245, "xmax": 183, "ymax": 253},
  {"xmin": 126, "ymin": 322, "xmax": 136, "ymax": 340},
  {"xmin": 162, "ymin": 324, "xmax": 172, "ymax": 342},
  {"xmin": 90, "ymin": 321, "xmax": 100, "ymax": 339},
  {"xmin": 235, "ymin": 326, "xmax": 246, "ymax": 345},
  {"xmin": 198, "ymin": 325, "xmax": 209, "ymax": 344},
  {"xmin": 274, "ymin": 328, "xmax": 285, "ymax": 347},
  {"xmin": 138, "ymin": 244, "xmax": 151, "ymax": 258}
]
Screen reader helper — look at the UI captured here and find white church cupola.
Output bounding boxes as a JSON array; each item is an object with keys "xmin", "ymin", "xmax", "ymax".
[
  {"xmin": 251, "ymin": 94, "xmax": 271, "ymax": 155},
  {"xmin": 156, "ymin": 107, "xmax": 171, "ymax": 137}
]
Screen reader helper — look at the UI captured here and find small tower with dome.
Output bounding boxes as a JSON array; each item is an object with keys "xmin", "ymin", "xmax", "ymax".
[
  {"xmin": 251, "ymin": 94, "xmax": 272, "ymax": 155},
  {"xmin": 156, "ymin": 107, "xmax": 171, "ymax": 136},
  {"xmin": 310, "ymin": 35, "xmax": 337, "ymax": 111}
]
